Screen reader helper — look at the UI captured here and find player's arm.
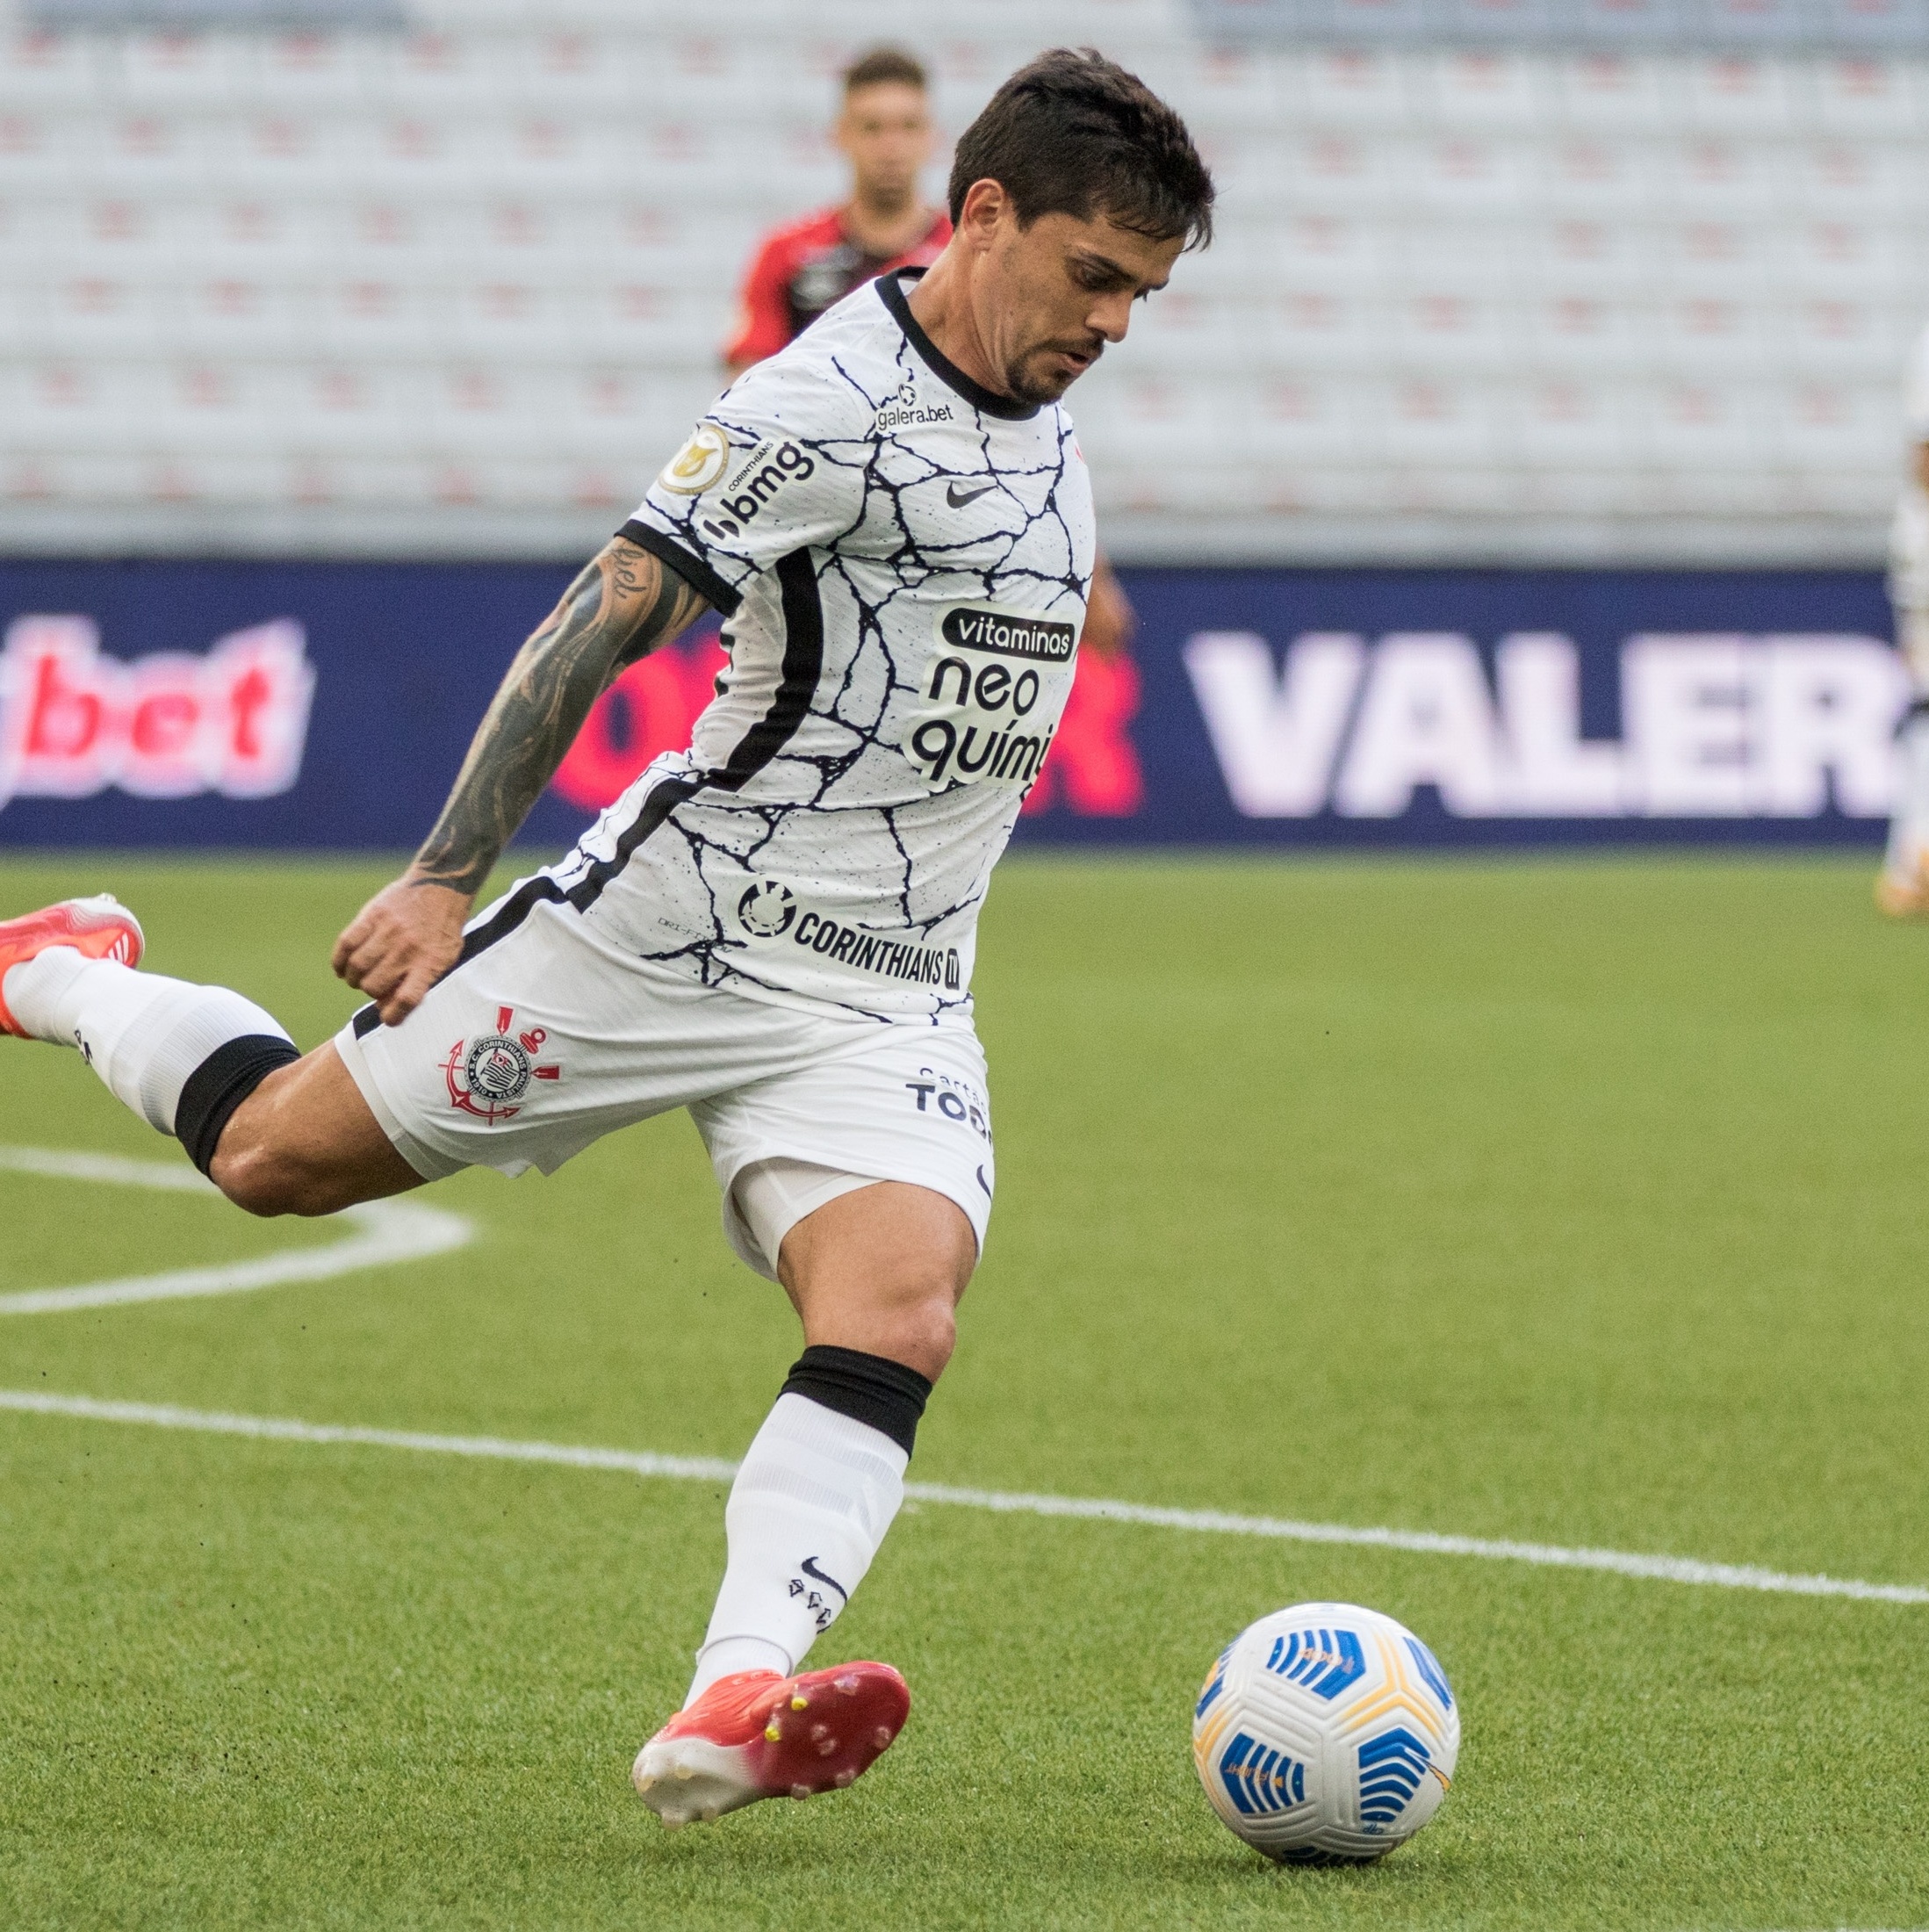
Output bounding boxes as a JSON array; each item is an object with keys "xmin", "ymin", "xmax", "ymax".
[
  {"xmin": 332, "ymin": 536, "xmax": 709, "ymax": 1024},
  {"xmin": 1081, "ymin": 551, "xmax": 1136, "ymax": 660}
]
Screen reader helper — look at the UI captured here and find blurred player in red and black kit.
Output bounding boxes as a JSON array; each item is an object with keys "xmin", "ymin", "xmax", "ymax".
[
  {"xmin": 726, "ymin": 45, "xmax": 1137, "ymax": 657},
  {"xmin": 725, "ymin": 46, "xmax": 950, "ymax": 375}
]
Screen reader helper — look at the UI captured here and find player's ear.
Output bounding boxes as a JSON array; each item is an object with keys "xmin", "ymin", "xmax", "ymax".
[{"xmin": 957, "ymin": 179, "xmax": 1006, "ymax": 249}]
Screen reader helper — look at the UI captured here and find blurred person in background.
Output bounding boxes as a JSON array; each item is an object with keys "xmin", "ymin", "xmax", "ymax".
[
  {"xmin": 1878, "ymin": 320, "xmax": 1929, "ymax": 915},
  {"xmin": 726, "ymin": 45, "xmax": 1136, "ymax": 659},
  {"xmin": 724, "ymin": 46, "xmax": 951, "ymax": 376}
]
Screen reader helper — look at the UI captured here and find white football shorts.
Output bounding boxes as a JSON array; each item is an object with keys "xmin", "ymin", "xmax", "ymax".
[{"xmin": 333, "ymin": 886, "xmax": 995, "ymax": 1281}]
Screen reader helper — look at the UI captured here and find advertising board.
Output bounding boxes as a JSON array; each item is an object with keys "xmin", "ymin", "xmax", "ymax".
[{"xmin": 0, "ymin": 560, "xmax": 1899, "ymax": 852}]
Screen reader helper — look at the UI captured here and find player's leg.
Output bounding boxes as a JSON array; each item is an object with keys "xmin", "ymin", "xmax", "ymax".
[
  {"xmin": 1879, "ymin": 487, "xmax": 1929, "ymax": 913},
  {"xmin": 777, "ymin": 1174, "xmax": 970, "ymax": 1377},
  {"xmin": 633, "ymin": 1024, "xmax": 994, "ymax": 1827},
  {"xmin": 2, "ymin": 857, "xmax": 796, "ymax": 1216},
  {"xmin": 207, "ymin": 1045, "xmax": 422, "ymax": 1215},
  {"xmin": 691, "ymin": 1178, "xmax": 970, "ymax": 1687},
  {"xmin": 1880, "ymin": 604, "xmax": 1929, "ymax": 914},
  {"xmin": 632, "ymin": 1179, "xmax": 970, "ymax": 1827},
  {"xmin": 0, "ymin": 894, "xmax": 416, "ymax": 1211}
]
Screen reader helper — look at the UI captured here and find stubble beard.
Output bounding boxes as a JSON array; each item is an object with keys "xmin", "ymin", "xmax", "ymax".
[{"xmin": 1005, "ymin": 342, "xmax": 1100, "ymax": 407}]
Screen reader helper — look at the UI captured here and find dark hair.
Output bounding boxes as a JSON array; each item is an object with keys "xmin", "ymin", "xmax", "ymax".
[
  {"xmin": 947, "ymin": 47, "xmax": 1213, "ymax": 249},
  {"xmin": 843, "ymin": 46, "xmax": 928, "ymax": 96}
]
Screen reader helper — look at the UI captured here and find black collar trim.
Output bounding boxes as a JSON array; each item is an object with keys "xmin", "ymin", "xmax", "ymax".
[{"xmin": 876, "ymin": 269, "xmax": 1040, "ymax": 422}]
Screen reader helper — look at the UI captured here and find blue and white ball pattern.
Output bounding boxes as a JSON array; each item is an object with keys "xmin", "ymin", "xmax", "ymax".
[{"xmin": 1192, "ymin": 1602, "xmax": 1459, "ymax": 1864}]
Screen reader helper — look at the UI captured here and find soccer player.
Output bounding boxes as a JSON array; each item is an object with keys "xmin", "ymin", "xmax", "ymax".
[
  {"xmin": 723, "ymin": 46, "xmax": 952, "ymax": 377},
  {"xmin": 0, "ymin": 50, "xmax": 1212, "ymax": 1827},
  {"xmin": 726, "ymin": 44, "xmax": 1139, "ymax": 659},
  {"xmin": 1878, "ymin": 317, "xmax": 1929, "ymax": 915}
]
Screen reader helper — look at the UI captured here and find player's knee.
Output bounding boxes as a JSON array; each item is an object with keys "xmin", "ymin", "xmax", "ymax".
[
  {"xmin": 201, "ymin": 1043, "xmax": 406, "ymax": 1217},
  {"xmin": 902, "ymin": 1288, "xmax": 958, "ymax": 1381},
  {"xmin": 896, "ymin": 1227, "xmax": 975, "ymax": 1373},
  {"xmin": 860, "ymin": 1272, "xmax": 961, "ymax": 1385},
  {"xmin": 210, "ymin": 1137, "xmax": 348, "ymax": 1218}
]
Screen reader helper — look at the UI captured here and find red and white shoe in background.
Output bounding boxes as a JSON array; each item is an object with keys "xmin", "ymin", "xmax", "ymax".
[
  {"xmin": 0, "ymin": 894, "xmax": 145, "ymax": 1038},
  {"xmin": 631, "ymin": 1661, "xmax": 911, "ymax": 1828}
]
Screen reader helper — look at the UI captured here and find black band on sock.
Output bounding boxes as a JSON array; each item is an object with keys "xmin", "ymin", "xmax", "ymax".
[
  {"xmin": 174, "ymin": 1034, "xmax": 300, "ymax": 1178},
  {"xmin": 780, "ymin": 1344, "xmax": 932, "ymax": 1460},
  {"xmin": 1903, "ymin": 694, "xmax": 1929, "ymax": 735}
]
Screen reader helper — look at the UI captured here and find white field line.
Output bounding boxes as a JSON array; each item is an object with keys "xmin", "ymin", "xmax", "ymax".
[
  {"xmin": 0, "ymin": 1390, "xmax": 740, "ymax": 1482},
  {"xmin": 0, "ymin": 1145, "xmax": 219, "ymax": 1193},
  {"xmin": 3, "ymin": 1143, "xmax": 1921, "ymax": 1606},
  {"xmin": 0, "ymin": 1144, "xmax": 472, "ymax": 1315},
  {"xmin": 1, "ymin": 1388, "xmax": 1924, "ymax": 1608}
]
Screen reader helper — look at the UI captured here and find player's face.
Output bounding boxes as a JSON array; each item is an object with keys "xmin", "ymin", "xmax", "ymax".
[
  {"xmin": 976, "ymin": 201, "xmax": 1185, "ymax": 407},
  {"xmin": 837, "ymin": 83, "xmax": 935, "ymax": 207}
]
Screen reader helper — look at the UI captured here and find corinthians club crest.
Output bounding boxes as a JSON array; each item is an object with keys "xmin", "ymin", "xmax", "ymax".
[{"xmin": 442, "ymin": 1005, "xmax": 562, "ymax": 1123}]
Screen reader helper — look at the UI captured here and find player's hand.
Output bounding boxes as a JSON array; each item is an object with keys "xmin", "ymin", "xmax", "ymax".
[
  {"xmin": 1082, "ymin": 557, "xmax": 1137, "ymax": 660},
  {"xmin": 330, "ymin": 877, "xmax": 473, "ymax": 1027}
]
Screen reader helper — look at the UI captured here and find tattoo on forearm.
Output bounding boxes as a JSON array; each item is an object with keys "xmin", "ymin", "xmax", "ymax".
[{"xmin": 408, "ymin": 538, "xmax": 709, "ymax": 897}]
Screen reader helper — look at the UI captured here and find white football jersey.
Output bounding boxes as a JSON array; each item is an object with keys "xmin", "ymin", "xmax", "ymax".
[{"xmin": 560, "ymin": 268, "xmax": 1095, "ymax": 1021}]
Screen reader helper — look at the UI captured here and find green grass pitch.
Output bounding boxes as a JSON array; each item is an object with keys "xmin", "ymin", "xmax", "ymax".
[{"xmin": 1, "ymin": 851, "xmax": 1926, "ymax": 1932}]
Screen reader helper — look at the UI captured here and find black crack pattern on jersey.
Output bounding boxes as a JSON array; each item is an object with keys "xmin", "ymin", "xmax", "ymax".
[{"xmin": 567, "ymin": 276, "xmax": 1094, "ymax": 1023}]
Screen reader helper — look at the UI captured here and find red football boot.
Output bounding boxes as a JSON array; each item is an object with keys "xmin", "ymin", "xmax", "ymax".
[
  {"xmin": 631, "ymin": 1661, "xmax": 911, "ymax": 1828},
  {"xmin": 0, "ymin": 894, "xmax": 145, "ymax": 1038}
]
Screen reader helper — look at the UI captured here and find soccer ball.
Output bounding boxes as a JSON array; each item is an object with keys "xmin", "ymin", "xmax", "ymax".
[{"xmin": 1191, "ymin": 1601, "xmax": 1459, "ymax": 1864}]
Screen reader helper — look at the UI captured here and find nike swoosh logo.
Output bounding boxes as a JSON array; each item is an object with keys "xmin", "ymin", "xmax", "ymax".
[
  {"xmin": 800, "ymin": 1556, "xmax": 848, "ymax": 1603},
  {"xmin": 946, "ymin": 481, "xmax": 997, "ymax": 509},
  {"xmin": 976, "ymin": 1165, "xmax": 992, "ymax": 1198}
]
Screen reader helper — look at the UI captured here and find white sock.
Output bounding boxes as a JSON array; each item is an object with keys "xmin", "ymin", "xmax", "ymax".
[
  {"xmin": 4, "ymin": 948, "xmax": 292, "ymax": 1135},
  {"xmin": 686, "ymin": 1393, "xmax": 908, "ymax": 1706}
]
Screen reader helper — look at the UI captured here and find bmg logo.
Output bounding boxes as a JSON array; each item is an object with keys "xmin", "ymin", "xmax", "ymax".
[{"xmin": 698, "ymin": 437, "xmax": 817, "ymax": 539}]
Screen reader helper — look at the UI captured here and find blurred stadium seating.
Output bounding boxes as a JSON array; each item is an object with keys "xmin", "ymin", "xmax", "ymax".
[{"xmin": 2, "ymin": 0, "xmax": 1925, "ymax": 565}]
